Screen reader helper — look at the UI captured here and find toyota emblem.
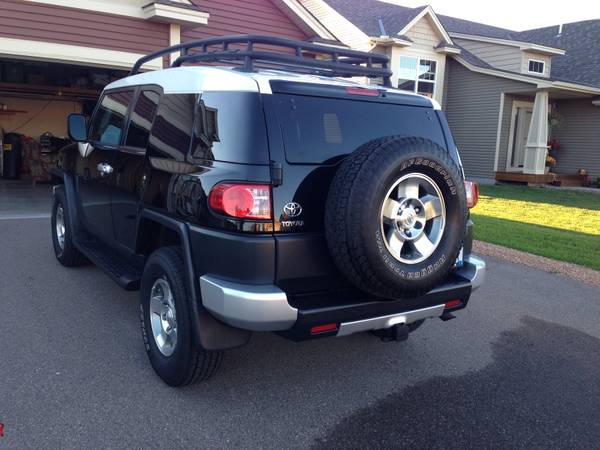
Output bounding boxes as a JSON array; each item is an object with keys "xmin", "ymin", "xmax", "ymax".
[{"xmin": 283, "ymin": 202, "xmax": 302, "ymax": 218}]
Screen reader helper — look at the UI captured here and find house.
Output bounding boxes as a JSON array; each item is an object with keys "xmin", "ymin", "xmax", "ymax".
[
  {"xmin": 0, "ymin": 0, "xmax": 334, "ymax": 180},
  {"xmin": 297, "ymin": 0, "xmax": 600, "ymax": 182}
]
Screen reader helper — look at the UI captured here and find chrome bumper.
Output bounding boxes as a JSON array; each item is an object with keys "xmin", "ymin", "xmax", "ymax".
[
  {"xmin": 458, "ymin": 254, "xmax": 486, "ymax": 291},
  {"xmin": 337, "ymin": 304, "xmax": 445, "ymax": 336},
  {"xmin": 199, "ymin": 275, "xmax": 297, "ymax": 331},
  {"xmin": 199, "ymin": 254, "xmax": 485, "ymax": 333}
]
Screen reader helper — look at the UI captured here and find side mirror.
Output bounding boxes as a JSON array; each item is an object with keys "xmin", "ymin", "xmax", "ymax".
[{"xmin": 68, "ymin": 113, "xmax": 88, "ymax": 142}]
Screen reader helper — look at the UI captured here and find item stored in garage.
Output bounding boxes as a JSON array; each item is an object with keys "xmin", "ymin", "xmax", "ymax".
[{"xmin": 2, "ymin": 132, "xmax": 23, "ymax": 179}]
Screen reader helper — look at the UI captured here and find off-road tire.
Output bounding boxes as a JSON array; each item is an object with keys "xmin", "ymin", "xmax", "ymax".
[
  {"xmin": 325, "ymin": 136, "xmax": 467, "ymax": 299},
  {"xmin": 140, "ymin": 246, "xmax": 223, "ymax": 386},
  {"xmin": 51, "ymin": 186, "xmax": 87, "ymax": 267}
]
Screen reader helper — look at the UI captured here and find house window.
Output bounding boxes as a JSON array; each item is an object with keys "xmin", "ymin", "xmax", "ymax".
[
  {"xmin": 528, "ymin": 59, "xmax": 545, "ymax": 74},
  {"xmin": 398, "ymin": 56, "xmax": 437, "ymax": 98}
]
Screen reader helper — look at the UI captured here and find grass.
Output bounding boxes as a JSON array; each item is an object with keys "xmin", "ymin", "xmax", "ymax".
[{"xmin": 471, "ymin": 185, "xmax": 600, "ymax": 270}]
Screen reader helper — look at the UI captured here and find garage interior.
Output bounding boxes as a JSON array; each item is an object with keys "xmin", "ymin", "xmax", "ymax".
[
  {"xmin": 0, "ymin": 58, "xmax": 128, "ymax": 184},
  {"xmin": 0, "ymin": 58, "xmax": 127, "ymax": 216}
]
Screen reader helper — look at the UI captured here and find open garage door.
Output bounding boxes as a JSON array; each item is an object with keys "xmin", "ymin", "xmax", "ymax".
[{"xmin": 0, "ymin": 59, "xmax": 127, "ymax": 185}]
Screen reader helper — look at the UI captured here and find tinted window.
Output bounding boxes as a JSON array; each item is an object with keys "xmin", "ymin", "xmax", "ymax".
[
  {"xmin": 89, "ymin": 90, "xmax": 134, "ymax": 146},
  {"xmin": 191, "ymin": 92, "xmax": 269, "ymax": 164},
  {"xmin": 273, "ymin": 94, "xmax": 446, "ymax": 164},
  {"xmin": 147, "ymin": 94, "xmax": 196, "ymax": 161},
  {"xmin": 125, "ymin": 90, "xmax": 160, "ymax": 149}
]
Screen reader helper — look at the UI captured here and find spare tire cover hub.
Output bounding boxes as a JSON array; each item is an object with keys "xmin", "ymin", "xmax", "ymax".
[{"xmin": 381, "ymin": 173, "xmax": 446, "ymax": 264}]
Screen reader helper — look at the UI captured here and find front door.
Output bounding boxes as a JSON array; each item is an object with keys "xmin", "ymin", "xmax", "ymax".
[
  {"xmin": 508, "ymin": 102, "xmax": 533, "ymax": 170},
  {"xmin": 112, "ymin": 88, "xmax": 160, "ymax": 251},
  {"xmin": 78, "ymin": 89, "xmax": 134, "ymax": 242}
]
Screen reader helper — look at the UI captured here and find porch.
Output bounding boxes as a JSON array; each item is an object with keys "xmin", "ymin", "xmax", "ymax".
[
  {"xmin": 494, "ymin": 171, "xmax": 588, "ymax": 186},
  {"xmin": 493, "ymin": 86, "xmax": 600, "ymax": 186}
]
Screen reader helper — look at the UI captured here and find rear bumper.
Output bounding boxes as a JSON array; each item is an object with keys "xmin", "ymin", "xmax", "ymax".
[{"xmin": 199, "ymin": 254, "xmax": 486, "ymax": 337}]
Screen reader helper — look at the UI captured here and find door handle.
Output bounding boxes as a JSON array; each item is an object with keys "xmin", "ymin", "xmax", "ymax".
[{"xmin": 97, "ymin": 162, "xmax": 114, "ymax": 177}]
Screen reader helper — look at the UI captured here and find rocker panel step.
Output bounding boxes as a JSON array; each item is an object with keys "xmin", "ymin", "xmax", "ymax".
[{"xmin": 75, "ymin": 239, "xmax": 142, "ymax": 291}]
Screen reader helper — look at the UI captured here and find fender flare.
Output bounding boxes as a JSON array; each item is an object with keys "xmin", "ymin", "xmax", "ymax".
[
  {"xmin": 137, "ymin": 208, "xmax": 251, "ymax": 351},
  {"xmin": 50, "ymin": 168, "xmax": 84, "ymax": 240}
]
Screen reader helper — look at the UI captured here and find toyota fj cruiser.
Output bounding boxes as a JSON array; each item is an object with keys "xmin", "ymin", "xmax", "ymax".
[{"xmin": 51, "ymin": 35, "xmax": 485, "ymax": 386}]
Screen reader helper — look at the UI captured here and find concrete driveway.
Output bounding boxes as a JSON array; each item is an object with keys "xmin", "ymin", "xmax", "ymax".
[{"xmin": 1, "ymin": 216, "xmax": 599, "ymax": 449}]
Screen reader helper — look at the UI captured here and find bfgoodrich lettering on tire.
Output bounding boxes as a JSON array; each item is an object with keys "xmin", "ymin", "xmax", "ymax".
[
  {"xmin": 325, "ymin": 136, "xmax": 467, "ymax": 299},
  {"xmin": 140, "ymin": 247, "xmax": 223, "ymax": 386}
]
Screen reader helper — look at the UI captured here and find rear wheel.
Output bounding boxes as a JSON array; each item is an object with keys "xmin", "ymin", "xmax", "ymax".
[{"xmin": 140, "ymin": 247, "xmax": 223, "ymax": 386}]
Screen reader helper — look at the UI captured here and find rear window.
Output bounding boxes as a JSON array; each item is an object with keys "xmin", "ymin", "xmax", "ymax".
[{"xmin": 272, "ymin": 94, "xmax": 446, "ymax": 164}]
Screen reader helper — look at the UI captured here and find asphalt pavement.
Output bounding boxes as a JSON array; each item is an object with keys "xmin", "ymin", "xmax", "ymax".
[{"xmin": 1, "ymin": 216, "xmax": 599, "ymax": 449}]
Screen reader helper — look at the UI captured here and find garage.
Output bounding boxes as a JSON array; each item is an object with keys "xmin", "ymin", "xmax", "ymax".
[
  {"xmin": 0, "ymin": 0, "xmax": 327, "ymax": 217},
  {"xmin": 0, "ymin": 58, "xmax": 126, "ymax": 186}
]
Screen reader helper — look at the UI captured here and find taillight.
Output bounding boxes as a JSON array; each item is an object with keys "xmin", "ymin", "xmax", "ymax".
[
  {"xmin": 208, "ymin": 183, "xmax": 272, "ymax": 220},
  {"xmin": 464, "ymin": 180, "xmax": 479, "ymax": 209}
]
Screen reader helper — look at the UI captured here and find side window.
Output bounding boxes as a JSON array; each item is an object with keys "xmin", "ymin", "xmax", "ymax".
[
  {"xmin": 125, "ymin": 90, "xmax": 160, "ymax": 149},
  {"xmin": 190, "ymin": 92, "xmax": 269, "ymax": 164},
  {"xmin": 89, "ymin": 90, "xmax": 134, "ymax": 146},
  {"xmin": 147, "ymin": 94, "xmax": 196, "ymax": 161}
]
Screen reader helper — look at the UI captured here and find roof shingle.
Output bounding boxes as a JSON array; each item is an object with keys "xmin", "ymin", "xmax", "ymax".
[{"xmin": 322, "ymin": 0, "xmax": 600, "ymax": 89}]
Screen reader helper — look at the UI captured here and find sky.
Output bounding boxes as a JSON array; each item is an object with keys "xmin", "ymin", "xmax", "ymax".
[{"xmin": 381, "ymin": 0, "xmax": 600, "ymax": 31}]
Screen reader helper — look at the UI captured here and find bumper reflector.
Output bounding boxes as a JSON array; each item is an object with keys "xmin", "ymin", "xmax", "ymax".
[
  {"xmin": 310, "ymin": 323, "xmax": 338, "ymax": 334},
  {"xmin": 444, "ymin": 299, "xmax": 462, "ymax": 309}
]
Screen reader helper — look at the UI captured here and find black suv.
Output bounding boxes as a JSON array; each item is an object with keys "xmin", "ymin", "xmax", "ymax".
[{"xmin": 51, "ymin": 35, "xmax": 485, "ymax": 386}]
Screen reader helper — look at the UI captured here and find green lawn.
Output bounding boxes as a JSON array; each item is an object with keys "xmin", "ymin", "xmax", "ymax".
[{"xmin": 471, "ymin": 185, "xmax": 600, "ymax": 270}]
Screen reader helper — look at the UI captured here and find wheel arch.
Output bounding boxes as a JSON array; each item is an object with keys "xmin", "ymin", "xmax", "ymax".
[
  {"xmin": 50, "ymin": 168, "xmax": 83, "ymax": 240},
  {"xmin": 137, "ymin": 208, "xmax": 251, "ymax": 351}
]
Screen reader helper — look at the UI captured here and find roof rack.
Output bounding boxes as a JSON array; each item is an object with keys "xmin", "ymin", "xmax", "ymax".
[{"xmin": 129, "ymin": 34, "xmax": 392, "ymax": 86}]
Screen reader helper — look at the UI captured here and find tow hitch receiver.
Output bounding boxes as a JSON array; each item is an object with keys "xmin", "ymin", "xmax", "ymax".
[{"xmin": 373, "ymin": 324, "xmax": 410, "ymax": 342}]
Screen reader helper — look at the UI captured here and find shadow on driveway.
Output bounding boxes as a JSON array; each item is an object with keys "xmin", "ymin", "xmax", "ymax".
[{"xmin": 314, "ymin": 316, "xmax": 600, "ymax": 449}]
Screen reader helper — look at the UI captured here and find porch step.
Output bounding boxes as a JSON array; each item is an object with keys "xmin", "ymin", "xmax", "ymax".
[
  {"xmin": 552, "ymin": 174, "xmax": 586, "ymax": 187},
  {"xmin": 74, "ymin": 238, "xmax": 142, "ymax": 291},
  {"xmin": 495, "ymin": 171, "xmax": 556, "ymax": 184}
]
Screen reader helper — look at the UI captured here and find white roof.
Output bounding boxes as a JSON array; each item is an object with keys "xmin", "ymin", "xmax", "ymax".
[{"xmin": 105, "ymin": 66, "xmax": 438, "ymax": 108}]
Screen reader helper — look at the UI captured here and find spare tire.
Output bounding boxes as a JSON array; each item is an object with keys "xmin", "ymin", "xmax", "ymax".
[{"xmin": 325, "ymin": 136, "xmax": 467, "ymax": 299}]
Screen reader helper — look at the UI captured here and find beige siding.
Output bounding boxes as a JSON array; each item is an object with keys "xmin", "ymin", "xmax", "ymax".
[
  {"xmin": 404, "ymin": 16, "xmax": 442, "ymax": 51},
  {"xmin": 298, "ymin": 0, "xmax": 370, "ymax": 50},
  {"xmin": 521, "ymin": 51, "xmax": 551, "ymax": 77},
  {"xmin": 454, "ymin": 38, "xmax": 522, "ymax": 73},
  {"xmin": 443, "ymin": 58, "xmax": 534, "ymax": 179},
  {"xmin": 392, "ymin": 45, "xmax": 446, "ymax": 104},
  {"xmin": 392, "ymin": 16, "xmax": 449, "ymax": 103},
  {"xmin": 551, "ymin": 98, "xmax": 600, "ymax": 178}
]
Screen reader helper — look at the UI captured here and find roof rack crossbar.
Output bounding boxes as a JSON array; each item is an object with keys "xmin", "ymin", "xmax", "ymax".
[{"xmin": 129, "ymin": 34, "xmax": 392, "ymax": 86}]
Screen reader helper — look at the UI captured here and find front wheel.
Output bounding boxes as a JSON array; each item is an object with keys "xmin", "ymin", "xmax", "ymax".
[
  {"xmin": 140, "ymin": 247, "xmax": 223, "ymax": 386},
  {"xmin": 51, "ymin": 186, "xmax": 87, "ymax": 267}
]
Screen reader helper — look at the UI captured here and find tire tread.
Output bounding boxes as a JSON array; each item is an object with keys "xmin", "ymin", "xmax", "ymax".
[{"xmin": 325, "ymin": 137, "xmax": 466, "ymax": 299}]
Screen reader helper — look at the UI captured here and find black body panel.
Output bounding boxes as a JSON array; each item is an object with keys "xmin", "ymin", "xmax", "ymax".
[
  {"xmin": 54, "ymin": 72, "xmax": 476, "ymax": 352},
  {"xmin": 275, "ymin": 232, "xmax": 349, "ymax": 293},
  {"xmin": 189, "ymin": 225, "xmax": 275, "ymax": 285},
  {"xmin": 464, "ymin": 219, "xmax": 474, "ymax": 256},
  {"xmin": 281, "ymin": 273, "xmax": 472, "ymax": 341}
]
